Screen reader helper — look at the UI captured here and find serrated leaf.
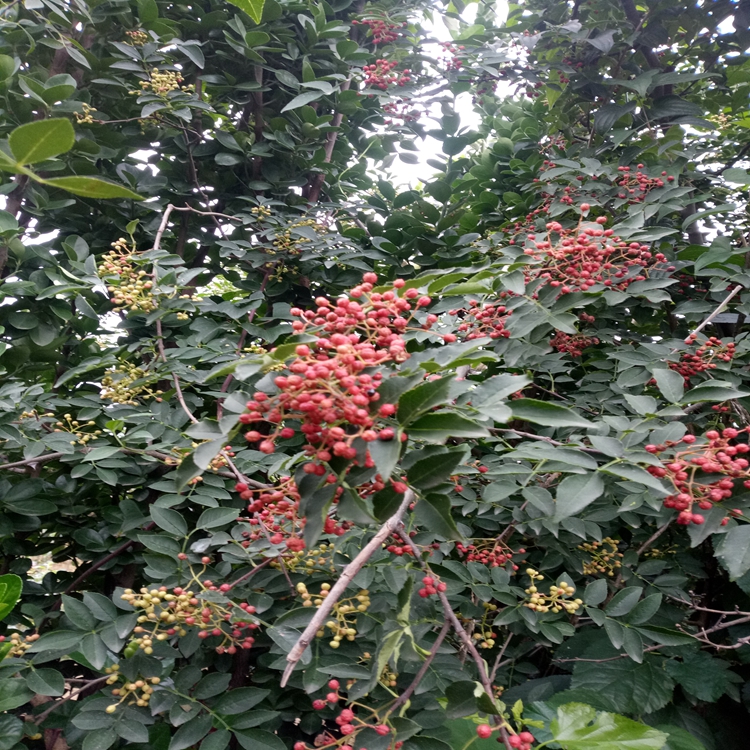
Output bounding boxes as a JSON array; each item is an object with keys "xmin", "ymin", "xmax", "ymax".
[
  {"xmin": 197, "ymin": 507, "xmax": 241, "ymax": 530},
  {"xmin": 554, "ymin": 473, "xmax": 604, "ymax": 520},
  {"xmin": 150, "ymin": 506, "xmax": 188, "ymax": 536},
  {"xmin": 653, "ymin": 369, "xmax": 684, "ymax": 403},
  {"xmin": 715, "ymin": 525, "xmax": 750, "ymax": 580},
  {"xmin": 414, "ymin": 494, "xmax": 463, "ymax": 540},
  {"xmin": 551, "ymin": 702, "xmax": 668, "ymax": 749}
]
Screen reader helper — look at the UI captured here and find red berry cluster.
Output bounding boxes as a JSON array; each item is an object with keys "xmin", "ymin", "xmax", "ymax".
[
  {"xmin": 363, "ymin": 60, "xmax": 412, "ymax": 90},
  {"xmin": 472, "ymin": 73, "xmax": 498, "ymax": 105},
  {"xmin": 550, "ymin": 331, "xmax": 599, "ymax": 357},
  {"xmin": 438, "ymin": 41, "xmax": 464, "ymax": 70},
  {"xmin": 236, "ymin": 476, "xmax": 351, "ymax": 553},
  {"xmin": 447, "ymin": 300, "xmax": 512, "ymax": 340},
  {"xmin": 668, "ymin": 335, "xmax": 736, "ymax": 384},
  {"xmin": 238, "ymin": 274, "xmax": 434, "ymax": 462},
  {"xmin": 523, "ymin": 81, "xmax": 544, "ymax": 98},
  {"xmin": 385, "ymin": 530, "xmax": 419, "ymax": 556},
  {"xmin": 645, "ymin": 428, "xmax": 750, "ymax": 526},
  {"xmin": 304, "ymin": 684, "xmax": 396, "ymax": 750},
  {"xmin": 476, "ymin": 726, "xmax": 535, "ymax": 749},
  {"xmin": 352, "ymin": 18, "xmax": 405, "ymax": 44},
  {"xmin": 383, "ymin": 99, "xmax": 421, "ymax": 124},
  {"xmin": 522, "ymin": 215, "xmax": 669, "ymax": 295},
  {"xmin": 615, "ymin": 164, "xmax": 673, "ymax": 201},
  {"xmin": 456, "ymin": 540, "xmax": 523, "ymax": 570},
  {"xmin": 417, "ymin": 575, "xmax": 447, "ymax": 598}
]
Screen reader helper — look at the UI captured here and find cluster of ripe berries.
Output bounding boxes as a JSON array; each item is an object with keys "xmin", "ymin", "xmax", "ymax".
[
  {"xmin": 615, "ymin": 165, "xmax": 674, "ymax": 201},
  {"xmin": 476, "ymin": 725, "xmax": 536, "ymax": 749},
  {"xmin": 236, "ymin": 273, "xmax": 436, "ymax": 475},
  {"xmin": 352, "ymin": 17, "xmax": 406, "ymax": 44},
  {"xmin": 455, "ymin": 541, "xmax": 523, "ymax": 569},
  {"xmin": 447, "ymin": 300, "xmax": 512, "ymax": 341},
  {"xmin": 383, "ymin": 99, "xmax": 421, "ymax": 123},
  {"xmin": 303, "ymin": 681, "xmax": 394, "ymax": 750},
  {"xmin": 521, "ymin": 212, "xmax": 671, "ymax": 295},
  {"xmin": 645, "ymin": 428, "xmax": 750, "ymax": 526},
  {"xmin": 363, "ymin": 60, "xmax": 412, "ymax": 90},
  {"xmin": 120, "ymin": 585, "xmax": 258, "ymax": 655},
  {"xmin": 668, "ymin": 335, "xmax": 736, "ymax": 384},
  {"xmin": 438, "ymin": 41, "xmax": 464, "ymax": 70},
  {"xmin": 417, "ymin": 575, "xmax": 447, "ymax": 598},
  {"xmin": 550, "ymin": 331, "xmax": 599, "ymax": 357},
  {"xmin": 385, "ymin": 530, "xmax": 420, "ymax": 556}
]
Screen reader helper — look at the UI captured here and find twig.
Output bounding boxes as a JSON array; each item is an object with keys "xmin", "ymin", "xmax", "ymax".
[
  {"xmin": 678, "ymin": 284, "xmax": 743, "ymax": 346},
  {"xmin": 172, "ymin": 373, "xmax": 198, "ymax": 424},
  {"xmin": 637, "ymin": 520, "xmax": 671, "ymax": 555},
  {"xmin": 228, "ymin": 557, "xmax": 273, "ymax": 588},
  {"xmin": 554, "ymin": 644, "xmax": 663, "ymax": 664},
  {"xmin": 33, "ymin": 676, "xmax": 110, "ymax": 724},
  {"xmin": 280, "ymin": 489, "xmax": 415, "ymax": 687},
  {"xmin": 0, "ymin": 453, "xmax": 64, "ymax": 471},
  {"xmin": 396, "ymin": 524, "xmax": 513, "ymax": 750},
  {"xmin": 489, "ymin": 633, "xmax": 513, "ymax": 683},
  {"xmin": 390, "ymin": 622, "xmax": 450, "ymax": 713},
  {"xmin": 491, "ymin": 429, "xmax": 601, "ymax": 454}
]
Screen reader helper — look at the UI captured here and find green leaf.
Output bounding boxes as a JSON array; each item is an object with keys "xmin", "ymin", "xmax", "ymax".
[
  {"xmin": 658, "ymin": 726, "xmax": 706, "ymax": 750},
  {"xmin": 445, "ymin": 681, "xmax": 479, "ymax": 719},
  {"xmin": 414, "ymin": 494, "xmax": 463, "ymax": 540},
  {"xmin": 605, "ymin": 587, "xmax": 642, "ymax": 617},
  {"xmin": 398, "ymin": 377, "xmax": 453, "ymax": 425},
  {"xmin": 215, "ymin": 687, "xmax": 270, "ymax": 714},
  {"xmin": 8, "ymin": 118, "xmax": 74, "ymax": 164},
  {"xmin": 234, "ymin": 730, "xmax": 286, "ymax": 750},
  {"xmin": 200, "ymin": 730, "xmax": 231, "ymax": 750},
  {"xmin": 25, "ymin": 668, "xmax": 65, "ymax": 697},
  {"xmin": 551, "ymin": 702, "xmax": 668, "ymax": 749},
  {"xmin": 510, "ymin": 399, "xmax": 592, "ymax": 428},
  {"xmin": 169, "ymin": 714, "xmax": 213, "ymax": 750},
  {"xmin": 683, "ymin": 382, "xmax": 750, "ymax": 403},
  {"xmin": 368, "ymin": 437, "xmax": 401, "ymax": 481},
  {"xmin": 193, "ymin": 673, "xmax": 232, "ymax": 699},
  {"xmin": 226, "ymin": 0, "xmax": 266, "ymax": 23},
  {"xmin": 0, "ymin": 715, "xmax": 23, "ymax": 750},
  {"xmin": 715, "ymin": 525, "xmax": 750, "ymax": 580},
  {"xmin": 150, "ymin": 506, "xmax": 188, "ymax": 536},
  {"xmin": 571, "ymin": 658, "xmax": 674, "ymax": 715},
  {"xmin": 653, "ymin": 369, "xmax": 684, "ymax": 404},
  {"xmin": 407, "ymin": 413, "xmax": 489, "ymax": 443},
  {"xmin": 554, "ymin": 473, "xmax": 604, "ymax": 520},
  {"xmin": 41, "ymin": 176, "xmax": 143, "ymax": 200},
  {"xmin": 82, "ymin": 729, "xmax": 117, "ymax": 750},
  {"xmin": 281, "ymin": 91, "xmax": 324, "ymax": 112},
  {"xmin": 0, "ymin": 574, "xmax": 22, "ymax": 622},
  {"xmin": 62, "ymin": 594, "xmax": 97, "ymax": 630},
  {"xmin": 665, "ymin": 653, "xmax": 738, "ymax": 702},
  {"xmin": 0, "ymin": 679, "xmax": 34, "ymax": 712},
  {"xmin": 27, "ymin": 630, "xmax": 84, "ymax": 653},
  {"xmin": 197, "ymin": 507, "xmax": 241, "ymax": 530},
  {"xmin": 584, "ymin": 579, "xmax": 608, "ymax": 606},
  {"xmin": 407, "ymin": 450, "xmax": 463, "ymax": 489}
]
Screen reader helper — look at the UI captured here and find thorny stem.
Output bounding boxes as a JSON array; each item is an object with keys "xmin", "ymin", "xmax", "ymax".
[{"xmin": 280, "ymin": 490, "xmax": 415, "ymax": 687}]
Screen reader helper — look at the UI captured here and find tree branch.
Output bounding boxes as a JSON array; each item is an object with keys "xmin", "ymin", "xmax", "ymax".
[{"xmin": 280, "ymin": 489, "xmax": 415, "ymax": 687}]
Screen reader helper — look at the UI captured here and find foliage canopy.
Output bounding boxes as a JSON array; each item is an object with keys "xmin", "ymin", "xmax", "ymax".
[{"xmin": 1, "ymin": 0, "xmax": 750, "ymax": 749}]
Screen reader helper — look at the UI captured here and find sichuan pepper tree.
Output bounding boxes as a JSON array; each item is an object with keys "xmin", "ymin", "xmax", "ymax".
[{"xmin": 2, "ymin": 0, "xmax": 750, "ymax": 748}]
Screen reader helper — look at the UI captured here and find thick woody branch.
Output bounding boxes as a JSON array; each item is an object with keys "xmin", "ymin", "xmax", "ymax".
[{"xmin": 280, "ymin": 489, "xmax": 415, "ymax": 687}]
